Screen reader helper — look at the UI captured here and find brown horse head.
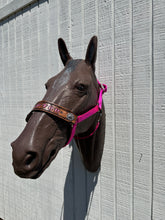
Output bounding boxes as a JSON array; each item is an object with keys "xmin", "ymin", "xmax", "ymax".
[{"xmin": 11, "ymin": 36, "xmax": 107, "ymax": 179}]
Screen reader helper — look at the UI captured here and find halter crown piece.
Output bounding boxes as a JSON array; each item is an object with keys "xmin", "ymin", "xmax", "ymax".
[{"xmin": 26, "ymin": 80, "xmax": 107, "ymax": 147}]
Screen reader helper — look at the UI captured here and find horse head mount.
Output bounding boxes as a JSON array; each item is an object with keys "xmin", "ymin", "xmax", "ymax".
[{"xmin": 11, "ymin": 36, "xmax": 107, "ymax": 179}]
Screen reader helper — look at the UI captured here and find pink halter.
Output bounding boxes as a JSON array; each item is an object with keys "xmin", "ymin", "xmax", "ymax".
[
  {"xmin": 27, "ymin": 80, "xmax": 107, "ymax": 147},
  {"xmin": 65, "ymin": 80, "xmax": 107, "ymax": 146}
]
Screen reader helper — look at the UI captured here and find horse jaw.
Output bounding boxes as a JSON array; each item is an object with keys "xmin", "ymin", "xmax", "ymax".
[{"xmin": 75, "ymin": 103, "xmax": 105, "ymax": 172}]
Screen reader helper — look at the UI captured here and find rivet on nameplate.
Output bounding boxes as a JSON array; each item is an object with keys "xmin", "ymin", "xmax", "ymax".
[{"xmin": 67, "ymin": 113, "xmax": 74, "ymax": 121}]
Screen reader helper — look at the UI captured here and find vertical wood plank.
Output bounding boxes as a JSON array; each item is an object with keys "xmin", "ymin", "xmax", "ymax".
[
  {"xmin": 4, "ymin": 14, "xmax": 16, "ymax": 220},
  {"xmin": 48, "ymin": 0, "xmax": 59, "ymax": 75},
  {"xmin": 98, "ymin": 0, "xmax": 115, "ymax": 219},
  {"xmin": 30, "ymin": 2, "xmax": 40, "ymax": 99},
  {"xmin": 38, "ymin": 0, "xmax": 49, "ymax": 89},
  {"xmin": 84, "ymin": 0, "xmax": 97, "ymax": 46},
  {"xmin": 114, "ymin": 0, "xmax": 133, "ymax": 219},
  {"xmin": 132, "ymin": 0, "xmax": 153, "ymax": 219},
  {"xmin": 71, "ymin": 0, "xmax": 84, "ymax": 58},
  {"xmin": 1, "ymin": 18, "xmax": 10, "ymax": 220},
  {"xmin": 153, "ymin": 0, "xmax": 165, "ymax": 218},
  {"xmin": 22, "ymin": 6, "xmax": 32, "ymax": 109},
  {"xmin": 15, "ymin": 11, "xmax": 24, "ymax": 124}
]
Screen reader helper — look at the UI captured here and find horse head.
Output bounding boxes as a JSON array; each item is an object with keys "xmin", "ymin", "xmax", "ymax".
[{"xmin": 11, "ymin": 36, "xmax": 107, "ymax": 178}]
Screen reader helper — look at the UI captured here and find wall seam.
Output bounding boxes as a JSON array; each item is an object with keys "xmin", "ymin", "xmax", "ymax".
[
  {"xmin": 1, "ymin": 21, "xmax": 5, "ymax": 220},
  {"xmin": 112, "ymin": 0, "xmax": 117, "ymax": 219},
  {"xmin": 151, "ymin": 0, "xmax": 154, "ymax": 218},
  {"xmin": 131, "ymin": 0, "xmax": 134, "ymax": 219}
]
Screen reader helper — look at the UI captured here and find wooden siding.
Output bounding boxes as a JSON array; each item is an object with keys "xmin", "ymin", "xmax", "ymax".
[
  {"xmin": 0, "ymin": 0, "xmax": 165, "ymax": 219},
  {"xmin": 0, "ymin": 0, "xmax": 13, "ymax": 9}
]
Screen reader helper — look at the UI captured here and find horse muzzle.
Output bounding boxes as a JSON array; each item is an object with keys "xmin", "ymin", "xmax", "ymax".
[{"xmin": 11, "ymin": 138, "xmax": 61, "ymax": 179}]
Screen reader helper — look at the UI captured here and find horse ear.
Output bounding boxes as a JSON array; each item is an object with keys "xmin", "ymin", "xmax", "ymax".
[
  {"xmin": 85, "ymin": 36, "xmax": 98, "ymax": 71},
  {"xmin": 58, "ymin": 38, "xmax": 72, "ymax": 66}
]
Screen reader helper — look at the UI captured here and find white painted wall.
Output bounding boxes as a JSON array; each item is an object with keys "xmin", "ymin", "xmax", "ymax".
[
  {"xmin": 0, "ymin": 0, "xmax": 13, "ymax": 9},
  {"xmin": 0, "ymin": 0, "xmax": 165, "ymax": 219}
]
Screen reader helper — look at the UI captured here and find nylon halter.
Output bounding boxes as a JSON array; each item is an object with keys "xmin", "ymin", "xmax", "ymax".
[{"xmin": 26, "ymin": 80, "xmax": 107, "ymax": 146}]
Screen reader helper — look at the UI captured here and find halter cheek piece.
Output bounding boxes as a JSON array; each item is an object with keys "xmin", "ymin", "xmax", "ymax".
[{"xmin": 26, "ymin": 80, "xmax": 107, "ymax": 146}]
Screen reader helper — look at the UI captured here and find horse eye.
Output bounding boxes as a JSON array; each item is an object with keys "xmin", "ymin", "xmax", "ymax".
[{"xmin": 76, "ymin": 84, "xmax": 86, "ymax": 91}]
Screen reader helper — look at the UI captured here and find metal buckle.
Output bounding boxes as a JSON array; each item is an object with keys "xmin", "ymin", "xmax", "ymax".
[{"xmin": 66, "ymin": 113, "xmax": 75, "ymax": 122}]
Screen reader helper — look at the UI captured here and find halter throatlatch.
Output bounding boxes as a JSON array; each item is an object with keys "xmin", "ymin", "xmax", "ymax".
[{"xmin": 26, "ymin": 80, "xmax": 107, "ymax": 146}]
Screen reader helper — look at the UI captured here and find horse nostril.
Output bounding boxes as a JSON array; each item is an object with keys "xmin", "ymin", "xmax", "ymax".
[{"xmin": 25, "ymin": 152, "xmax": 37, "ymax": 166}]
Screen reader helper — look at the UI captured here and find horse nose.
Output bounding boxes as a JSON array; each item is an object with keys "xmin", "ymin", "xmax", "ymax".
[{"xmin": 11, "ymin": 141, "xmax": 40, "ymax": 176}]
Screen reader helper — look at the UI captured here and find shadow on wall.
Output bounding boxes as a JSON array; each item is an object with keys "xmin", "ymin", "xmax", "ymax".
[{"xmin": 61, "ymin": 142, "xmax": 99, "ymax": 220}]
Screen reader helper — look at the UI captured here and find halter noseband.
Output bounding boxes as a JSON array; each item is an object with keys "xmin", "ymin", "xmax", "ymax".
[{"xmin": 26, "ymin": 80, "xmax": 107, "ymax": 146}]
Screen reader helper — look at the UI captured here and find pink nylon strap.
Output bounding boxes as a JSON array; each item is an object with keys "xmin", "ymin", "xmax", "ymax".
[
  {"xmin": 65, "ymin": 81, "xmax": 107, "ymax": 146},
  {"xmin": 74, "ymin": 121, "xmax": 100, "ymax": 140}
]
